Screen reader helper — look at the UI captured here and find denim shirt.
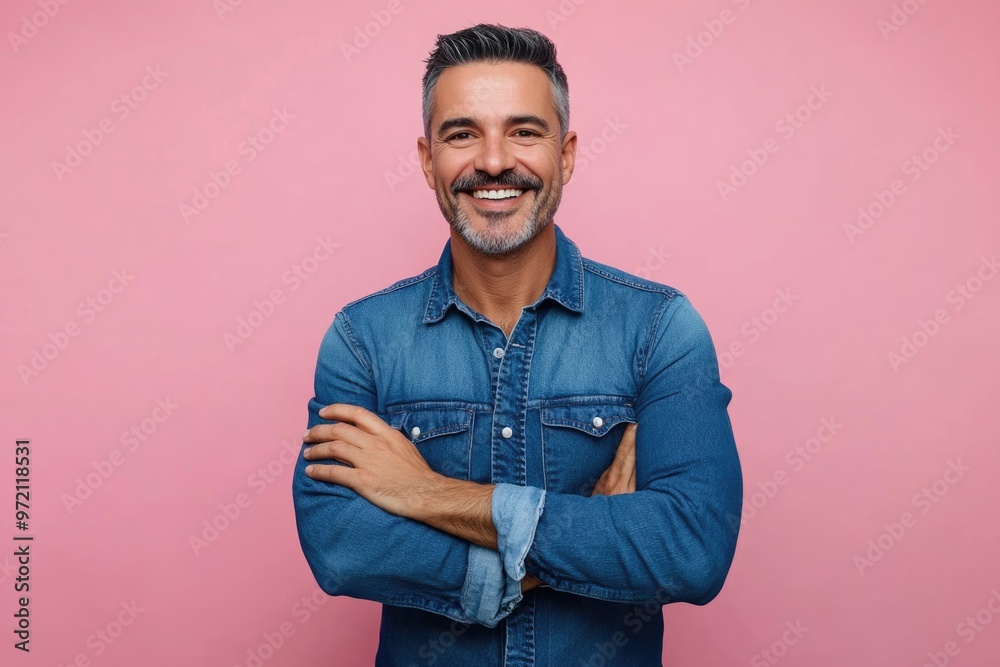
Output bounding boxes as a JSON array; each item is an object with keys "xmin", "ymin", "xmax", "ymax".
[{"xmin": 292, "ymin": 223, "xmax": 742, "ymax": 667}]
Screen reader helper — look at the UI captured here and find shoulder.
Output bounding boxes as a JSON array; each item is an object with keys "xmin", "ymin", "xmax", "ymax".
[
  {"xmin": 579, "ymin": 255, "xmax": 715, "ymax": 340},
  {"xmin": 338, "ymin": 265, "xmax": 438, "ymax": 318},
  {"xmin": 320, "ymin": 265, "xmax": 438, "ymax": 357},
  {"xmin": 581, "ymin": 256, "xmax": 685, "ymax": 308}
]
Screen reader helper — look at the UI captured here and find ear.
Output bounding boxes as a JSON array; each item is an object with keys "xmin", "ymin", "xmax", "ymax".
[
  {"xmin": 560, "ymin": 130, "xmax": 577, "ymax": 185},
  {"xmin": 417, "ymin": 136, "xmax": 435, "ymax": 189}
]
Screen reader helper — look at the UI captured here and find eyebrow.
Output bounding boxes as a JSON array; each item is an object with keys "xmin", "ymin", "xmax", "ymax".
[{"xmin": 437, "ymin": 114, "xmax": 551, "ymax": 137}]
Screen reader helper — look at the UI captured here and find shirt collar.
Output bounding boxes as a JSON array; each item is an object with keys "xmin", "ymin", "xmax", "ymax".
[{"xmin": 423, "ymin": 222, "xmax": 584, "ymax": 324}]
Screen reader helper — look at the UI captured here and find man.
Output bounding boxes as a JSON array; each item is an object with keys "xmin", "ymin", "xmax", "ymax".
[{"xmin": 292, "ymin": 23, "xmax": 742, "ymax": 666}]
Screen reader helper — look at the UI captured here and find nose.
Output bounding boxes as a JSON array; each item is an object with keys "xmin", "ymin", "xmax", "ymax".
[{"xmin": 472, "ymin": 130, "xmax": 516, "ymax": 176}]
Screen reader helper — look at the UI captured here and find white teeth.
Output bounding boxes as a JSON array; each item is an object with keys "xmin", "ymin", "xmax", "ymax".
[{"xmin": 471, "ymin": 189, "xmax": 524, "ymax": 200}]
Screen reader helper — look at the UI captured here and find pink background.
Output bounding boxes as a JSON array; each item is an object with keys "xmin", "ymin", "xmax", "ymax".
[{"xmin": 2, "ymin": 0, "xmax": 999, "ymax": 665}]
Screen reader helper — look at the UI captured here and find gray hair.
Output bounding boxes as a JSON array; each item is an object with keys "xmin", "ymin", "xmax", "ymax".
[{"xmin": 421, "ymin": 23, "xmax": 570, "ymax": 143}]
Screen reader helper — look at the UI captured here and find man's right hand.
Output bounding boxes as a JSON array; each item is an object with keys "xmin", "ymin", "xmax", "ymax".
[{"xmin": 591, "ymin": 422, "xmax": 637, "ymax": 496}]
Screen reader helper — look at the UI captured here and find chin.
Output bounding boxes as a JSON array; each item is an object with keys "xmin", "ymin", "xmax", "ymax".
[{"xmin": 457, "ymin": 217, "xmax": 545, "ymax": 256}]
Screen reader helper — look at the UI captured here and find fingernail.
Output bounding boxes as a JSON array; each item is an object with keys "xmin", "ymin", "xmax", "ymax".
[
  {"xmin": 305, "ymin": 465, "xmax": 315, "ymax": 475},
  {"xmin": 301, "ymin": 430, "xmax": 310, "ymax": 441}
]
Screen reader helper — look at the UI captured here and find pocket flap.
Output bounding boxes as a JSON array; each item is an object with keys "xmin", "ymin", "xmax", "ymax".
[
  {"xmin": 388, "ymin": 407, "xmax": 473, "ymax": 443},
  {"xmin": 540, "ymin": 402, "xmax": 635, "ymax": 436}
]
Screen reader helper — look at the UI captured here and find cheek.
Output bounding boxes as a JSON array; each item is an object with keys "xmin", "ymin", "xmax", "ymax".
[
  {"xmin": 525, "ymin": 153, "xmax": 560, "ymax": 184},
  {"xmin": 435, "ymin": 148, "xmax": 473, "ymax": 174}
]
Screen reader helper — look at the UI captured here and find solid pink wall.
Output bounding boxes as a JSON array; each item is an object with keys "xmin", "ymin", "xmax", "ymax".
[{"xmin": 2, "ymin": 0, "xmax": 998, "ymax": 665}]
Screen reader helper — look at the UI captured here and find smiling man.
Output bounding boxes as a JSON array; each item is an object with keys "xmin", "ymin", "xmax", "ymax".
[{"xmin": 292, "ymin": 23, "xmax": 742, "ymax": 667}]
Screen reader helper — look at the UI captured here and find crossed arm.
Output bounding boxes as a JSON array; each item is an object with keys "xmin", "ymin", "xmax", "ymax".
[
  {"xmin": 292, "ymin": 295, "xmax": 742, "ymax": 626},
  {"xmin": 301, "ymin": 404, "xmax": 637, "ymax": 592}
]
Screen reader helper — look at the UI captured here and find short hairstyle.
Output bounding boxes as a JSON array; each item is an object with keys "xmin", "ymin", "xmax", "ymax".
[{"xmin": 421, "ymin": 23, "xmax": 570, "ymax": 143}]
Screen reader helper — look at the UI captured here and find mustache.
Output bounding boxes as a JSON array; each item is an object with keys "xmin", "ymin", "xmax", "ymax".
[{"xmin": 451, "ymin": 171, "xmax": 542, "ymax": 194}]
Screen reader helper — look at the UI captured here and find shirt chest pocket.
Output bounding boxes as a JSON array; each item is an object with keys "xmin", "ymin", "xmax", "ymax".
[
  {"xmin": 540, "ymin": 400, "xmax": 636, "ymax": 495},
  {"xmin": 384, "ymin": 406, "xmax": 474, "ymax": 482}
]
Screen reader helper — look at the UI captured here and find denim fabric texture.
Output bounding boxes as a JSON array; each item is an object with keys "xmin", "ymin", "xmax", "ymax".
[{"xmin": 292, "ymin": 223, "xmax": 743, "ymax": 666}]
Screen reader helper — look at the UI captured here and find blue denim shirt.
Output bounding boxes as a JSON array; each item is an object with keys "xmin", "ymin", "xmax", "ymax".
[{"xmin": 292, "ymin": 223, "xmax": 742, "ymax": 667}]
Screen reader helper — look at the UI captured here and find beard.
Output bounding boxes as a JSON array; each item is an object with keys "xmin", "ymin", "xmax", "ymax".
[{"xmin": 435, "ymin": 170, "xmax": 563, "ymax": 257}]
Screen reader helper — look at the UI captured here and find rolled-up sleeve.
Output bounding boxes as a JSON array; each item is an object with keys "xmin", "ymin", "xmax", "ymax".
[
  {"xmin": 519, "ymin": 293, "xmax": 743, "ymax": 605},
  {"xmin": 292, "ymin": 310, "xmax": 520, "ymax": 627}
]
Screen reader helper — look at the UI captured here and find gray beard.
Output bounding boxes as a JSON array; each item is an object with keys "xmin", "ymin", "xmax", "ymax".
[{"xmin": 438, "ymin": 185, "xmax": 562, "ymax": 257}]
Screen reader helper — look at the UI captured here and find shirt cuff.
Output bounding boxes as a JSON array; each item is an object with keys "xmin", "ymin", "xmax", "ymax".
[
  {"xmin": 492, "ymin": 483, "xmax": 546, "ymax": 582},
  {"xmin": 458, "ymin": 484, "xmax": 546, "ymax": 626},
  {"xmin": 461, "ymin": 544, "xmax": 507, "ymax": 627}
]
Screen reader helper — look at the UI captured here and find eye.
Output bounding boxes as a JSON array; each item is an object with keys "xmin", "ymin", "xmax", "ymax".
[
  {"xmin": 446, "ymin": 132, "xmax": 473, "ymax": 141},
  {"xmin": 514, "ymin": 129, "xmax": 539, "ymax": 137}
]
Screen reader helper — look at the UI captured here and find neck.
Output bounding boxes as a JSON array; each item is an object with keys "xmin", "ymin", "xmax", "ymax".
[{"xmin": 450, "ymin": 223, "xmax": 556, "ymax": 335}]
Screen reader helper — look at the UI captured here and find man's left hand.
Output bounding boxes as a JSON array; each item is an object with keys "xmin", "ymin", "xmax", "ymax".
[
  {"xmin": 591, "ymin": 422, "xmax": 637, "ymax": 496},
  {"xmin": 302, "ymin": 404, "xmax": 441, "ymax": 520}
]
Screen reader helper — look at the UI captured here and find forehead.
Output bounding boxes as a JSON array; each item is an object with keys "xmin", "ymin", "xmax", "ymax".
[{"xmin": 432, "ymin": 61, "xmax": 556, "ymax": 124}]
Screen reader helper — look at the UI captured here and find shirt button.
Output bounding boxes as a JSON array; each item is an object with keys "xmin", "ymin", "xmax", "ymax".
[
  {"xmin": 501, "ymin": 426, "xmax": 513, "ymax": 438},
  {"xmin": 410, "ymin": 426, "xmax": 421, "ymax": 437},
  {"xmin": 493, "ymin": 347, "xmax": 505, "ymax": 359},
  {"xmin": 592, "ymin": 416, "xmax": 604, "ymax": 428}
]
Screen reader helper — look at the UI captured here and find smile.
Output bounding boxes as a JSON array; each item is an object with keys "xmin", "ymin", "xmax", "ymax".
[
  {"xmin": 470, "ymin": 188, "xmax": 524, "ymax": 200},
  {"xmin": 459, "ymin": 189, "xmax": 532, "ymax": 210}
]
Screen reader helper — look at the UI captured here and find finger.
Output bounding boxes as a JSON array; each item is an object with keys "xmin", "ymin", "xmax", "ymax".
[
  {"xmin": 318, "ymin": 403, "xmax": 391, "ymax": 436},
  {"xmin": 619, "ymin": 439, "xmax": 636, "ymax": 484},
  {"xmin": 622, "ymin": 423, "xmax": 638, "ymax": 492},
  {"xmin": 303, "ymin": 440, "xmax": 361, "ymax": 467},
  {"xmin": 604, "ymin": 455, "xmax": 625, "ymax": 487},
  {"xmin": 609, "ymin": 474, "xmax": 629, "ymax": 495},
  {"xmin": 613, "ymin": 424, "xmax": 636, "ymax": 461},
  {"xmin": 592, "ymin": 472, "xmax": 608, "ymax": 496},
  {"xmin": 304, "ymin": 420, "xmax": 370, "ymax": 447},
  {"xmin": 611, "ymin": 447, "xmax": 632, "ymax": 473},
  {"xmin": 620, "ymin": 422, "xmax": 637, "ymax": 447},
  {"xmin": 592, "ymin": 475, "xmax": 604, "ymax": 496},
  {"xmin": 305, "ymin": 462, "xmax": 358, "ymax": 486}
]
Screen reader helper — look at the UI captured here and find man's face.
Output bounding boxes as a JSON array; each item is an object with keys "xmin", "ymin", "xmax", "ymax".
[{"xmin": 417, "ymin": 61, "xmax": 577, "ymax": 256}]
